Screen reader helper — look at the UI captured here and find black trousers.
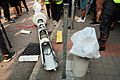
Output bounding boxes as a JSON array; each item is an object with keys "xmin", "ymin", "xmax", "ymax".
[
  {"xmin": 20, "ymin": 0, "xmax": 29, "ymax": 12},
  {"xmin": 51, "ymin": 3, "xmax": 62, "ymax": 22},
  {"xmin": 0, "ymin": 0, "xmax": 11, "ymax": 20},
  {"xmin": 15, "ymin": 5, "xmax": 20, "ymax": 16},
  {"xmin": 0, "ymin": 29, "xmax": 9, "ymax": 54},
  {"xmin": 46, "ymin": 4, "xmax": 51, "ymax": 18},
  {"xmin": 99, "ymin": 0, "xmax": 120, "ymax": 45}
]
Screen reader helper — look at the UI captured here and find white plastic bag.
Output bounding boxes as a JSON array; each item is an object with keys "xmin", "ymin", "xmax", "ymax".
[
  {"xmin": 33, "ymin": 1, "xmax": 41, "ymax": 13},
  {"xmin": 69, "ymin": 27, "xmax": 100, "ymax": 58}
]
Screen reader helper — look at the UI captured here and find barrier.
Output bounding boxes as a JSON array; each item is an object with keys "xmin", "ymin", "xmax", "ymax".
[{"xmin": 72, "ymin": 55, "xmax": 89, "ymax": 77}]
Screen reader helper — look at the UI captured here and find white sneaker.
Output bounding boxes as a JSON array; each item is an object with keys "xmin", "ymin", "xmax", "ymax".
[
  {"xmin": 74, "ymin": 16, "xmax": 80, "ymax": 20},
  {"xmin": 76, "ymin": 17, "xmax": 86, "ymax": 22}
]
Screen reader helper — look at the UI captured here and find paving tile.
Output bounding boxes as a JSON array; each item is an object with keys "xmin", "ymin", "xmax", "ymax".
[
  {"xmin": 91, "ymin": 64, "xmax": 104, "ymax": 74},
  {"xmin": 62, "ymin": 77, "xmax": 79, "ymax": 80},
  {"xmin": 106, "ymin": 75, "xmax": 114, "ymax": 80},
  {"xmin": 9, "ymin": 62, "xmax": 36, "ymax": 80},
  {"xmin": 105, "ymin": 56, "xmax": 115, "ymax": 65},
  {"xmin": 117, "ymin": 66, "xmax": 120, "ymax": 72},
  {"xmin": 104, "ymin": 68, "xmax": 120, "ymax": 76},
  {"xmin": 115, "ymin": 49, "xmax": 120, "ymax": 56},
  {"xmin": 112, "ymin": 57, "xmax": 120, "ymax": 66},
  {"xmin": 101, "ymin": 57, "xmax": 111, "ymax": 65},
  {"xmin": 90, "ymin": 58, "xmax": 102, "ymax": 67},
  {"xmin": 55, "ymin": 71, "xmax": 63, "ymax": 80},
  {"xmin": 103, "ymin": 64, "xmax": 116, "ymax": 70},
  {"xmin": 66, "ymin": 71, "xmax": 75, "ymax": 77},
  {"xmin": 85, "ymin": 72, "xmax": 92, "ymax": 80},
  {"xmin": 101, "ymin": 51, "xmax": 111, "ymax": 57},
  {"xmin": 36, "ymin": 74, "xmax": 50, "ymax": 80},
  {"xmin": 91, "ymin": 58, "xmax": 102, "ymax": 63},
  {"xmin": 66, "ymin": 60, "xmax": 73, "ymax": 71},
  {"xmin": 37, "ymin": 68, "xmax": 62, "ymax": 80},
  {"xmin": 113, "ymin": 76, "xmax": 120, "ymax": 80},
  {"xmin": 91, "ymin": 73, "xmax": 106, "ymax": 80}
]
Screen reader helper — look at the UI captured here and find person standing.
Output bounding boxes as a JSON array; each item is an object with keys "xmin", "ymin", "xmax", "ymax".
[
  {"xmin": 90, "ymin": 0, "xmax": 105, "ymax": 25},
  {"xmin": 76, "ymin": 0, "xmax": 88, "ymax": 22},
  {"xmin": 9, "ymin": 0, "xmax": 22, "ymax": 18},
  {"xmin": 20, "ymin": 0, "xmax": 29, "ymax": 14},
  {"xmin": 44, "ymin": 0, "xmax": 63, "ymax": 26},
  {"xmin": 0, "ymin": 0, "xmax": 15, "ymax": 23},
  {"xmin": 98, "ymin": 0, "xmax": 120, "ymax": 51},
  {"xmin": 51, "ymin": 0, "xmax": 63, "ymax": 24},
  {"xmin": 0, "ymin": 21, "xmax": 15, "ymax": 62},
  {"xmin": 44, "ymin": 0, "xmax": 51, "ymax": 19}
]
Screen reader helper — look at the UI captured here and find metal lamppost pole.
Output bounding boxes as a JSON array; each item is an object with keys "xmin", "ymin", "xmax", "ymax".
[
  {"xmin": 70, "ymin": 0, "xmax": 75, "ymax": 29},
  {"xmin": 61, "ymin": 3, "xmax": 69, "ymax": 79},
  {"xmin": 0, "ymin": 21, "xmax": 12, "ymax": 48}
]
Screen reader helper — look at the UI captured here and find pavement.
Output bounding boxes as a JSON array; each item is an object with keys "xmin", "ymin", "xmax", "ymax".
[{"xmin": 0, "ymin": 0, "xmax": 120, "ymax": 80}]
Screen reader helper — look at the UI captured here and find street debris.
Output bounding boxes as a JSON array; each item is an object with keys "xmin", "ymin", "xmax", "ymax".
[
  {"xmin": 70, "ymin": 27, "xmax": 100, "ymax": 58},
  {"xmin": 15, "ymin": 29, "xmax": 31, "ymax": 36}
]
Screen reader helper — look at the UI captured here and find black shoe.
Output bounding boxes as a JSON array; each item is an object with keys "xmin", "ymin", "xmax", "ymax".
[
  {"xmin": 90, "ymin": 21, "xmax": 100, "ymax": 26},
  {"xmin": 99, "ymin": 46, "xmax": 105, "ymax": 51},
  {"xmin": 8, "ymin": 19, "xmax": 15, "ymax": 23},
  {"xmin": 98, "ymin": 39, "xmax": 105, "ymax": 51},
  {"xmin": 68, "ymin": 26, "xmax": 71, "ymax": 29}
]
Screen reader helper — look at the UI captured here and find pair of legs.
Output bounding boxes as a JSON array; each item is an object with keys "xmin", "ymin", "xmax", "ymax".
[
  {"xmin": 19, "ymin": 0, "xmax": 29, "ymax": 13},
  {"xmin": 99, "ymin": 0, "xmax": 120, "ymax": 51},
  {"xmin": 46, "ymin": 3, "xmax": 62, "ymax": 21},
  {"xmin": 96, "ymin": 0, "xmax": 105, "ymax": 22},
  {"xmin": 14, "ymin": 4, "xmax": 22, "ymax": 18},
  {"xmin": 51, "ymin": 3, "xmax": 62, "ymax": 22},
  {"xmin": 76, "ymin": 0, "xmax": 88, "ymax": 22},
  {"xmin": 0, "ymin": 28, "xmax": 15, "ymax": 62},
  {"xmin": 91, "ymin": 0, "xmax": 105, "ymax": 24},
  {"xmin": 46, "ymin": 4, "xmax": 51, "ymax": 19},
  {"xmin": 46, "ymin": 3, "xmax": 62, "ymax": 25},
  {"xmin": 0, "ymin": 29, "xmax": 10, "ymax": 55},
  {"xmin": 0, "ymin": 0, "xmax": 15, "ymax": 23},
  {"xmin": 9, "ymin": 0, "xmax": 22, "ymax": 18}
]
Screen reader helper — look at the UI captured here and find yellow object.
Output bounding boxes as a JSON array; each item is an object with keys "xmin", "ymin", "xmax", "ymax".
[
  {"xmin": 113, "ymin": 0, "xmax": 120, "ymax": 3},
  {"xmin": 56, "ymin": 31, "xmax": 62, "ymax": 43},
  {"xmin": 44, "ymin": 0, "xmax": 63, "ymax": 4}
]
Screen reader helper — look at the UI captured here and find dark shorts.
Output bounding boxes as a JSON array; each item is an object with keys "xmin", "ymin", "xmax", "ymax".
[{"xmin": 80, "ymin": 0, "xmax": 88, "ymax": 10}]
